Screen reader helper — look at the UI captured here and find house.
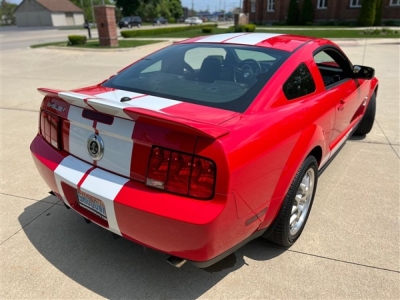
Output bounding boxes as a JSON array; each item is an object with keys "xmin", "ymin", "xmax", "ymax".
[
  {"xmin": 14, "ymin": 0, "xmax": 84, "ymax": 27},
  {"xmin": 243, "ymin": 0, "xmax": 400, "ymax": 24}
]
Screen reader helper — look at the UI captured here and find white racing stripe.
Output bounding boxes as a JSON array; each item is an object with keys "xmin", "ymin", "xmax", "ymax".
[
  {"xmin": 226, "ymin": 33, "xmax": 282, "ymax": 45},
  {"xmin": 94, "ymin": 90, "xmax": 144, "ymax": 102},
  {"xmin": 194, "ymin": 33, "xmax": 247, "ymax": 43},
  {"xmin": 68, "ymin": 106, "xmax": 95, "ymax": 163},
  {"xmin": 54, "ymin": 156, "xmax": 93, "ymax": 208},
  {"xmin": 96, "ymin": 117, "xmax": 135, "ymax": 178},
  {"xmin": 79, "ymin": 168, "xmax": 129, "ymax": 235},
  {"xmin": 95, "ymin": 91, "xmax": 181, "ymax": 111},
  {"xmin": 59, "ymin": 92, "xmax": 91, "ymax": 109},
  {"xmin": 195, "ymin": 33, "xmax": 282, "ymax": 45}
]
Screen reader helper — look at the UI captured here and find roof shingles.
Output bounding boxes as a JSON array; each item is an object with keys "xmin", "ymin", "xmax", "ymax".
[{"xmin": 36, "ymin": 0, "xmax": 83, "ymax": 13}]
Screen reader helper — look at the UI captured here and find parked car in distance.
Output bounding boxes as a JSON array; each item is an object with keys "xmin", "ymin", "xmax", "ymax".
[
  {"xmin": 118, "ymin": 16, "xmax": 142, "ymax": 29},
  {"xmin": 31, "ymin": 33, "xmax": 377, "ymax": 269},
  {"xmin": 153, "ymin": 17, "xmax": 168, "ymax": 25},
  {"xmin": 185, "ymin": 16, "xmax": 203, "ymax": 25}
]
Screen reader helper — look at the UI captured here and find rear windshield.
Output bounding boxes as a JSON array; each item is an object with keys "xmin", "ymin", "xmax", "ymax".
[{"xmin": 103, "ymin": 43, "xmax": 290, "ymax": 112}]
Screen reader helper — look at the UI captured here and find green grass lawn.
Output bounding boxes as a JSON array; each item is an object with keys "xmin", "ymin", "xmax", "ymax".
[
  {"xmin": 126, "ymin": 27, "xmax": 400, "ymax": 39},
  {"xmin": 31, "ymin": 26, "xmax": 399, "ymax": 49},
  {"xmin": 256, "ymin": 28, "xmax": 400, "ymax": 38},
  {"xmin": 31, "ymin": 39, "xmax": 165, "ymax": 48}
]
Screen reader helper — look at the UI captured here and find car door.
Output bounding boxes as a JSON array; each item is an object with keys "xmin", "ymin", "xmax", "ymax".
[{"xmin": 313, "ymin": 48, "xmax": 365, "ymax": 146}]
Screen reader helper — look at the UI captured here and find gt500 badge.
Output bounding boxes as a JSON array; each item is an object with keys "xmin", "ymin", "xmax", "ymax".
[{"xmin": 87, "ymin": 134, "xmax": 104, "ymax": 161}]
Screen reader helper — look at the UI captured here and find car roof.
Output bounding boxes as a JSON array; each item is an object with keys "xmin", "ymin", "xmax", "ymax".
[{"xmin": 182, "ymin": 33, "xmax": 329, "ymax": 53}]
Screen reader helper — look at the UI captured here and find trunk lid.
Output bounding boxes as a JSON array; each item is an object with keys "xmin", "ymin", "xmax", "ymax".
[{"xmin": 40, "ymin": 86, "xmax": 238, "ymax": 181}]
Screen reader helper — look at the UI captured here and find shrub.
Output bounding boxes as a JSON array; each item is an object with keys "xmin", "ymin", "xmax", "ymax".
[
  {"xmin": 300, "ymin": 0, "xmax": 314, "ymax": 25},
  {"xmin": 287, "ymin": 0, "xmax": 300, "ymax": 25},
  {"xmin": 244, "ymin": 24, "xmax": 256, "ymax": 32},
  {"xmin": 233, "ymin": 25, "xmax": 246, "ymax": 32},
  {"xmin": 168, "ymin": 17, "xmax": 176, "ymax": 24},
  {"xmin": 121, "ymin": 24, "xmax": 218, "ymax": 38},
  {"xmin": 202, "ymin": 27, "xmax": 214, "ymax": 34},
  {"xmin": 374, "ymin": 0, "xmax": 382, "ymax": 26},
  {"xmin": 358, "ymin": 0, "xmax": 377, "ymax": 26},
  {"xmin": 68, "ymin": 35, "xmax": 87, "ymax": 45},
  {"xmin": 383, "ymin": 20, "xmax": 400, "ymax": 26}
]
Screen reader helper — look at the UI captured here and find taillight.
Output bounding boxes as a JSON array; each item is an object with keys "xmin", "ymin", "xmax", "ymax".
[
  {"xmin": 146, "ymin": 146, "xmax": 216, "ymax": 199},
  {"xmin": 40, "ymin": 110, "xmax": 61, "ymax": 150}
]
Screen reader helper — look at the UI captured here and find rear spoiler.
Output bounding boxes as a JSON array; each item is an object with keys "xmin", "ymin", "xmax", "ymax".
[{"xmin": 38, "ymin": 87, "xmax": 230, "ymax": 140}]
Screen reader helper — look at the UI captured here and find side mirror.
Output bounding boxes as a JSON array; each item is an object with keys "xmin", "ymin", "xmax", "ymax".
[{"xmin": 353, "ymin": 65, "xmax": 375, "ymax": 79}]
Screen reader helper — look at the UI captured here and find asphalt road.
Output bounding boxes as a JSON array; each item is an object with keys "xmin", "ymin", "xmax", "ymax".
[
  {"xmin": 0, "ymin": 23, "xmax": 232, "ymax": 51},
  {"xmin": 0, "ymin": 33, "xmax": 399, "ymax": 299}
]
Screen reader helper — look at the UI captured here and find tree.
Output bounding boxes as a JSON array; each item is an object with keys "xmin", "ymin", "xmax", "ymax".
[
  {"xmin": 358, "ymin": 0, "xmax": 377, "ymax": 26},
  {"xmin": 169, "ymin": 0, "xmax": 183, "ymax": 20},
  {"xmin": 0, "ymin": 0, "xmax": 17, "ymax": 25},
  {"xmin": 115, "ymin": 0, "xmax": 141, "ymax": 17},
  {"xmin": 373, "ymin": 0, "xmax": 382, "ymax": 26},
  {"xmin": 299, "ymin": 0, "xmax": 314, "ymax": 25},
  {"xmin": 70, "ymin": 0, "xmax": 113, "ymax": 22},
  {"xmin": 286, "ymin": 0, "xmax": 299, "ymax": 25}
]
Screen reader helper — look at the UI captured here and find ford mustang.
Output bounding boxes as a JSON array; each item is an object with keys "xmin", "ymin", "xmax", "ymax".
[{"xmin": 30, "ymin": 33, "xmax": 377, "ymax": 268}]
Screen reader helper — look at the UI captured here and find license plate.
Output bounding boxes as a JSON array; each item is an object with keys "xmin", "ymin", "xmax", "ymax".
[{"xmin": 77, "ymin": 190, "xmax": 107, "ymax": 220}]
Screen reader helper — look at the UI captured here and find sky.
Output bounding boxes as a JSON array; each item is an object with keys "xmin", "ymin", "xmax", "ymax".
[{"xmin": 7, "ymin": 0, "xmax": 241, "ymax": 12}]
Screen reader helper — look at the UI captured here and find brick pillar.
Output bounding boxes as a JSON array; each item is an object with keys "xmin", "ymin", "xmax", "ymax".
[{"xmin": 94, "ymin": 5, "xmax": 118, "ymax": 47}]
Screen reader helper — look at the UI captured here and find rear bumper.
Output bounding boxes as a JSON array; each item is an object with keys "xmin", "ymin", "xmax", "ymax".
[{"xmin": 30, "ymin": 135, "xmax": 259, "ymax": 264}]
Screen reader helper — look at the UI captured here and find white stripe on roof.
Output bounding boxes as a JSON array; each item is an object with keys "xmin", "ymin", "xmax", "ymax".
[
  {"xmin": 195, "ymin": 33, "xmax": 282, "ymax": 45},
  {"xmin": 225, "ymin": 33, "xmax": 282, "ymax": 45}
]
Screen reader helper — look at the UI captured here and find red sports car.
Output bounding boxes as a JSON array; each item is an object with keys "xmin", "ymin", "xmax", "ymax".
[{"xmin": 30, "ymin": 33, "xmax": 377, "ymax": 268}]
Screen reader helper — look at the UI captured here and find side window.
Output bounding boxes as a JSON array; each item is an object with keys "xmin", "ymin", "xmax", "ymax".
[
  {"xmin": 184, "ymin": 47, "xmax": 226, "ymax": 69},
  {"xmin": 314, "ymin": 49, "xmax": 352, "ymax": 87},
  {"xmin": 283, "ymin": 63, "xmax": 316, "ymax": 100},
  {"xmin": 141, "ymin": 60, "xmax": 162, "ymax": 74}
]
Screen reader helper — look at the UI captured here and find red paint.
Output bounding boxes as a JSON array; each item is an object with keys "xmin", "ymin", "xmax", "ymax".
[{"xmin": 30, "ymin": 34, "xmax": 379, "ymax": 266}]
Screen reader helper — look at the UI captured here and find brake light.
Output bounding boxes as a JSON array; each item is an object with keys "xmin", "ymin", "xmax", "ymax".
[
  {"xmin": 40, "ymin": 110, "xmax": 61, "ymax": 150},
  {"xmin": 146, "ymin": 146, "xmax": 216, "ymax": 199}
]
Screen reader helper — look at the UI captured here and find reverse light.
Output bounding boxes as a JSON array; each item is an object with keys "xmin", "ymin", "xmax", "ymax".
[
  {"xmin": 146, "ymin": 146, "xmax": 216, "ymax": 199},
  {"xmin": 40, "ymin": 110, "xmax": 61, "ymax": 150}
]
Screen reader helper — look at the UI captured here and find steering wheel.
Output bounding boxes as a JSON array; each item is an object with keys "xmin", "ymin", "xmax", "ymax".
[
  {"xmin": 183, "ymin": 62, "xmax": 195, "ymax": 79},
  {"xmin": 234, "ymin": 59, "xmax": 262, "ymax": 84}
]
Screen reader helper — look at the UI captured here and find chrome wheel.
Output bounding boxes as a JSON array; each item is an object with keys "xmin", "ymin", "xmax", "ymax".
[{"xmin": 289, "ymin": 168, "xmax": 315, "ymax": 236}]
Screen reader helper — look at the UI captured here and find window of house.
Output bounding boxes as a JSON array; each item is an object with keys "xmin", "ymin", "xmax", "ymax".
[
  {"xmin": 267, "ymin": 0, "xmax": 275, "ymax": 11},
  {"xmin": 350, "ymin": 0, "xmax": 362, "ymax": 8},
  {"xmin": 251, "ymin": 0, "xmax": 256, "ymax": 13},
  {"xmin": 283, "ymin": 63, "xmax": 316, "ymax": 100},
  {"xmin": 317, "ymin": 0, "xmax": 328, "ymax": 9},
  {"xmin": 390, "ymin": 0, "xmax": 400, "ymax": 6}
]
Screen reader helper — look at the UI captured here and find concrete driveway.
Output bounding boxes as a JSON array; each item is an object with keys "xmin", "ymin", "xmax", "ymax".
[{"xmin": 0, "ymin": 38, "xmax": 399, "ymax": 299}]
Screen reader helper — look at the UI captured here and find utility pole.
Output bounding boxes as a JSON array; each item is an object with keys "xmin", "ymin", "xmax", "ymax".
[{"xmin": 90, "ymin": 0, "xmax": 95, "ymax": 23}]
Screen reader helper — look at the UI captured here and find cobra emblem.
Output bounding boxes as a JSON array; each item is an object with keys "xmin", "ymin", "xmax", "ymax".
[{"xmin": 87, "ymin": 134, "xmax": 104, "ymax": 161}]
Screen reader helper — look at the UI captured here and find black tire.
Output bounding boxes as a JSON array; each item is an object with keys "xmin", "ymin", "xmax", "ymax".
[
  {"xmin": 267, "ymin": 156, "xmax": 318, "ymax": 247},
  {"xmin": 354, "ymin": 92, "xmax": 376, "ymax": 135}
]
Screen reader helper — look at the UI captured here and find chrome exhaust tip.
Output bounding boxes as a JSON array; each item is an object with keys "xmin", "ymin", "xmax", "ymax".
[{"xmin": 167, "ymin": 256, "xmax": 187, "ymax": 268}]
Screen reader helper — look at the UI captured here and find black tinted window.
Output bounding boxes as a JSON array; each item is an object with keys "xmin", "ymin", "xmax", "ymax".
[
  {"xmin": 103, "ymin": 43, "xmax": 290, "ymax": 112},
  {"xmin": 283, "ymin": 63, "xmax": 316, "ymax": 100}
]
